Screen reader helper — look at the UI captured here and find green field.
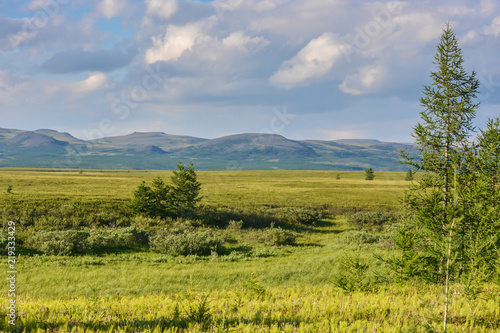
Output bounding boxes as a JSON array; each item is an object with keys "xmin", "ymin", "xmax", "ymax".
[{"xmin": 0, "ymin": 169, "xmax": 498, "ymax": 332}]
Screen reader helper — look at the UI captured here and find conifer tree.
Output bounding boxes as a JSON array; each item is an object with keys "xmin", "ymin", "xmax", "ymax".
[
  {"xmin": 399, "ymin": 23, "xmax": 480, "ymax": 331},
  {"xmin": 405, "ymin": 168, "xmax": 413, "ymax": 181},
  {"xmin": 364, "ymin": 168, "xmax": 375, "ymax": 180},
  {"xmin": 170, "ymin": 161, "xmax": 202, "ymax": 214}
]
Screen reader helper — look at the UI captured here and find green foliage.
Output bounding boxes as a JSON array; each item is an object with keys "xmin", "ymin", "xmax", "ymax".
[
  {"xmin": 0, "ymin": 232, "xmax": 9, "ymax": 255},
  {"xmin": 171, "ymin": 161, "xmax": 202, "ymax": 214},
  {"xmin": 336, "ymin": 173, "xmax": 341, "ymax": 180},
  {"xmin": 129, "ymin": 161, "xmax": 202, "ymax": 218},
  {"xmin": 129, "ymin": 177, "xmax": 174, "ymax": 218},
  {"xmin": 149, "ymin": 229, "xmax": 223, "ymax": 256},
  {"xmin": 333, "ymin": 252, "xmax": 374, "ymax": 292},
  {"xmin": 365, "ymin": 168, "xmax": 375, "ymax": 180},
  {"xmin": 185, "ymin": 293, "xmax": 213, "ymax": 330},
  {"xmin": 341, "ymin": 230, "xmax": 381, "ymax": 245},
  {"xmin": 405, "ymin": 168, "xmax": 413, "ymax": 181},
  {"xmin": 25, "ymin": 227, "xmax": 149, "ymax": 255},
  {"xmin": 243, "ymin": 273, "xmax": 266, "ymax": 299},
  {"xmin": 398, "ymin": 23, "xmax": 497, "ymax": 331},
  {"xmin": 6, "ymin": 184, "xmax": 12, "ymax": 194},
  {"xmin": 376, "ymin": 225, "xmax": 423, "ymax": 283},
  {"xmin": 268, "ymin": 207, "xmax": 321, "ymax": 225},
  {"xmin": 26, "ymin": 230, "xmax": 91, "ymax": 255},
  {"xmin": 258, "ymin": 226, "xmax": 297, "ymax": 246},
  {"xmin": 398, "ymin": 23, "xmax": 482, "ymax": 283},
  {"xmin": 347, "ymin": 211, "xmax": 396, "ymax": 232}
]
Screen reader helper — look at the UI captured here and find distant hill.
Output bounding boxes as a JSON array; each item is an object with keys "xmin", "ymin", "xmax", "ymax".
[
  {"xmin": 91, "ymin": 132, "xmax": 206, "ymax": 150},
  {"xmin": 0, "ymin": 128, "xmax": 416, "ymax": 171},
  {"xmin": 5, "ymin": 131, "xmax": 68, "ymax": 148}
]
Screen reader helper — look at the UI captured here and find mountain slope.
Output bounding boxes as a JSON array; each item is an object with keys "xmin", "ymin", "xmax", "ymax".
[
  {"xmin": 91, "ymin": 132, "xmax": 207, "ymax": 150},
  {"xmin": 5, "ymin": 131, "xmax": 69, "ymax": 148},
  {"xmin": 176, "ymin": 133, "xmax": 319, "ymax": 158},
  {"xmin": 0, "ymin": 127, "xmax": 416, "ymax": 171}
]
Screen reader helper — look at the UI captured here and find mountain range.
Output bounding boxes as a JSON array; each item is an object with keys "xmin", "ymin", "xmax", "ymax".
[{"xmin": 0, "ymin": 128, "xmax": 416, "ymax": 171}]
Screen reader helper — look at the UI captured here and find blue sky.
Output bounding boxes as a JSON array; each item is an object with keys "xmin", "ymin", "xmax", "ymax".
[{"xmin": 1, "ymin": 0, "xmax": 499, "ymax": 142}]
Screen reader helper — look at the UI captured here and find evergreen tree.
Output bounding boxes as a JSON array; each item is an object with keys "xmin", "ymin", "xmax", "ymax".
[
  {"xmin": 405, "ymin": 168, "xmax": 413, "ymax": 181},
  {"xmin": 365, "ymin": 168, "xmax": 375, "ymax": 180},
  {"xmin": 129, "ymin": 161, "xmax": 201, "ymax": 218},
  {"xmin": 460, "ymin": 118, "xmax": 500, "ymax": 290},
  {"xmin": 398, "ymin": 23, "xmax": 480, "ymax": 331},
  {"xmin": 129, "ymin": 177, "xmax": 173, "ymax": 218},
  {"xmin": 171, "ymin": 161, "xmax": 202, "ymax": 214}
]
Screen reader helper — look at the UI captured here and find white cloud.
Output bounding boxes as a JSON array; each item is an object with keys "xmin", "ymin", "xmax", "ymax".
[
  {"xmin": 221, "ymin": 31, "xmax": 269, "ymax": 53},
  {"xmin": 269, "ymin": 32, "xmax": 345, "ymax": 88},
  {"xmin": 145, "ymin": 23, "xmax": 202, "ymax": 64},
  {"xmin": 483, "ymin": 16, "xmax": 500, "ymax": 37},
  {"xmin": 145, "ymin": 0, "xmax": 178, "ymax": 20},
  {"xmin": 97, "ymin": 0, "xmax": 126, "ymax": 19},
  {"xmin": 144, "ymin": 19, "xmax": 269, "ymax": 65},
  {"xmin": 72, "ymin": 72, "xmax": 110, "ymax": 94},
  {"xmin": 339, "ymin": 64, "xmax": 386, "ymax": 95}
]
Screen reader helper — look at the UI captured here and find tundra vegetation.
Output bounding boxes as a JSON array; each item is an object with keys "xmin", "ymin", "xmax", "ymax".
[{"xmin": 0, "ymin": 24, "xmax": 498, "ymax": 332}]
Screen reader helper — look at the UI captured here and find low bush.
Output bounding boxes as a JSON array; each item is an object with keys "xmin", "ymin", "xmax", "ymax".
[
  {"xmin": 198, "ymin": 206, "xmax": 322, "ymax": 228},
  {"xmin": 0, "ymin": 233, "xmax": 10, "ymax": 255},
  {"xmin": 347, "ymin": 212, "xmax": 397, "ymax": 232},
  {"xmin": 341, "ymin": 230, "xmax": 380, "ymax": 245},
  {"xmin": 259, "ymin": 227, "xmax": 297, "ymax": 246},
  {"xmin": 149, "ymin": 229, "xmax": 223, "ymax": 256},
  {"xmin": 26, "ymin": 230, "xmax": 90, "ymax": 255},
  {"xmin": 25, "ymin": 227, "xmax": 149, "ymax": 255},
  {"xmin": 87, "ymin": 227, "xmax": 149, "ymax": 250},
  {"xmin": 267, "ymin": 207, "xmax": 322, "ymax": 225}
]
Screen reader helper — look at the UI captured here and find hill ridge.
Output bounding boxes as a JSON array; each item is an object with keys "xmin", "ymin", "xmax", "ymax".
[{"xmin": 0, "ymin": 127, "xmax": 415, "ymax": 171}]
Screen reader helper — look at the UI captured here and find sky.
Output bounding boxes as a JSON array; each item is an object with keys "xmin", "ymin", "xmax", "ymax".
[{"xmin": 1, "ymin": 0, "xmax": 499, "ymax": 142}]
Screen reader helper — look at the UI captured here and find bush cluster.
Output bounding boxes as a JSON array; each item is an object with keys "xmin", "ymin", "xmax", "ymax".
[
  {"xmin": 259, "ymin": 227, "xmax": 297, "ymax": 246},
  {"xmin": 0, "ymin": 201, "xmax": 132, "ymax": 230},
  {"xmin": 26, "ymin": 227, "xmax": 149, "ymax": 255},
  {"xmin": 149, "ymin": 229, "xmax": 223, "ymax": 256},
  {"xmin": 347, "ymin": 212, "xmax": 396, "ymax": 232},
  {"xmin": 266, "ymin": 207, "xmax": 321, "ymax": 225},
  {"xmin": 200, "ymin": 206, "xmax": 321, "ymax": 228}
]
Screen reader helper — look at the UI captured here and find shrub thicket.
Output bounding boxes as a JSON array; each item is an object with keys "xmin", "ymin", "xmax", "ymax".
[
  {"xmin": 347, "ymin": 212, "xmax": 396, "ymax": 232},
  {"xmin": 129, "ymin": 161, "xmax": 201, "ymax": 219},
  {"xmin": 149, "ymin": 229, "xmax": 223, "ymax": 256},
  {"xmin": 259, "ymin": 227, "xmax": 297, "ymax": 246},
  {"xmin": 26, "ymin": 227, "xmax": 149, "ymax": 255}
]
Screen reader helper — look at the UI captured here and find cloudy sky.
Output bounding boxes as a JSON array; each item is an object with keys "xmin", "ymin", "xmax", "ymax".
[{"xmin": 1, "ymin": 0, "xmax": 499, "ymax": 142}]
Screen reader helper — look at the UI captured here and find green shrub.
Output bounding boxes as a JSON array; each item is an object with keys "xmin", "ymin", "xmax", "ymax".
[
  {"xmin": 149, "ymin": 229, "xmax": 223, "ymax": 256},
  {"xmin": 26, "ymin": 230, "xmax": 90, "ymax": 255},
  {"xmin": 341, "ymin": 230, "xmax": 380, "ymax": 245},
  {"xmin": 87, "ymin": 227, "xmax": 149, "ymax": 250},
  {"xmin": 259, "ymin": 227, "xmax": 297, "ymax": 246},
  {"xmin": 333, "ymin": 252, "xmax": 374, "ymax": 292},
  {"xmin": 26, "ymin": 227, "xmax": 149, "ymax": 255},
  {"xmin": 347, "ymin": 212, "xmax": 396, "ymax": 231},
  {"xmin": 0, "ymin": 233, "xmax": 9, "ymax": 255},
  {"xmin": 269, "ymin": 207, "xmax": 321, "ymax": 225}
]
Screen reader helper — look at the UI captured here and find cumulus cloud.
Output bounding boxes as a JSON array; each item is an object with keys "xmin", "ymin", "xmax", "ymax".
[
  {"xmin": 145, "ymin": 22, "xmax": 203, "ymax": 64},
  {"xmin": 144, "ymin": 19, "xmax": 269, "ymax": 65},
  {"xmin": 145, "ymin": 0, "xmax": 178, "ymax": 20},
  {"xmin": 221, "ymin": 31, "xmax": 269, "ymax": 53},
  {"xmin": 97, "ymin": 0, "xmax": 126, "ymax": 19},
  {"xmin": 269, "ymin": 32, "xmax": 345, "ymax": 88},
  {"xmin": 40, "ymin": 46, "xmax": 138, "ymax": 74},
  {"xmin": 483, "ymin": 16, "xmax": 500, "ymax": 36},
  {"xmin": 71, "ymin": 72, "xmax": 110, "ymax": 94},
  {"xmin": 339, "ymin": 64, "xmax": 386, "ymax": 95}
]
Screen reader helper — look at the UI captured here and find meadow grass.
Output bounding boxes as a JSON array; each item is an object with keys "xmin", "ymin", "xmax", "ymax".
[
  {"xmin": 1, "ymin": 169, "xmax": 497, "ymax": 332},
  {"xmin": 0, "ymin": 169, "xmax": 412, "ymax": 211}
]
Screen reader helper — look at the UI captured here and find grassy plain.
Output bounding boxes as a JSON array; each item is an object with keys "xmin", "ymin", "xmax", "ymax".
[{"xmin": 0, "ymin": 169, "xmax": 498, "ymax": 332}]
